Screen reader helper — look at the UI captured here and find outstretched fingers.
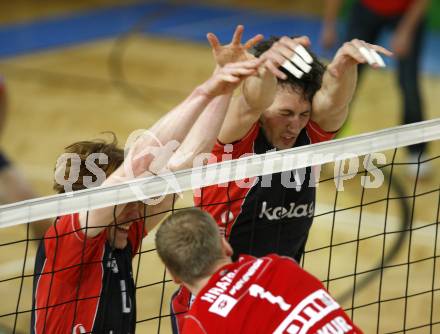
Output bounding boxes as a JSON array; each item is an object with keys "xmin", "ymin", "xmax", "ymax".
[
  {"xmin": 207, "ymin": 32, "xmax": 221, "ymax": 51},
  {"xmin": 207, "ymin": 25, "xmax": 260, "ymax": 66},
  {"xmin": 351, "ymin": 39, "xmax": 391, "ymax": 68},
  {"xmin": 244, "ymin": 34, "xmax": 264, "ymax": 49},
  {"xmin": 366, "ymin": 42, "xmax": 393, "ymax": 57},
  {"xmin": 265, "ymin": 59, "xmax": 288, "ymax": 80},
  {"xmin": 260, "ymin": 36, "xmax": 314, "ymax": 80},
  {"xmin": 231, "ymin": 25, "xmax": 244, "ymax": 45},
  {"xmin": 329, "ymin": 39, "xmax": 393, "ymax": 77},
  {"xmin": 221, "ymin": 59, "xmax": 261, "ymax": 81},
  {"xmin": 218, "ymin": 73, "xmax": 241, "ymax": 83},
  {"xmin": 227, "ymin": 59, "xmax": 261, "ymax": 75},
  {"xmin": 342, "ymin": 41, "xmax": 368, "ymax": 65}
]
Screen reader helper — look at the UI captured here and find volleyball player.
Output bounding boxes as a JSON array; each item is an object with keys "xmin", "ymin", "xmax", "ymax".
[
  {"xmin": 198, "ymin": 25, "xmax": 392, "ymax": 261},
  {"xmin": 157, "ymin": 208, "xmax": 363, "ymax": 333},
  {"xmin": 170, "ymin": 25, "xmax": 392, "ymax": 332},
  {"xmin": 31, "ymin": 58, "xmax": 261, "ymax": 334}
]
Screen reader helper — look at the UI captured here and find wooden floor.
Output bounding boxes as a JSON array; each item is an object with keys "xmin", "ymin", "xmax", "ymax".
[{"xmin": 0, "ymin": 1, "xmax": 439, "ymax": 333}]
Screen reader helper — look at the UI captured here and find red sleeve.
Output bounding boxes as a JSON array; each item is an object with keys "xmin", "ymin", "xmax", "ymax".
[
  {"xmin": 182, "ymin": 315, "xmax": 208, "ymax": 334},
  {"xmin": 306, "ymin": 120, "xmax": 336, "ymax": 144},
  {"xmin": 212, "ymin": 122, "xmax": 259, "ymax": 160},
  {"xmin": 44, "ymin": 213, "xmax": 106, "ymax": 283}
]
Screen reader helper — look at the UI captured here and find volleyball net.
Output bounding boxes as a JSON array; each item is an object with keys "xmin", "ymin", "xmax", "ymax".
[{"xmin": 0, "ymin": 119, "xmax": 439, "ymax": 333}]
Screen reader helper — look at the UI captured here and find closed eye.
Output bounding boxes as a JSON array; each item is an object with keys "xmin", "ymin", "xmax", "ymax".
[
  {"xmin": 300, "ymin": 111, "xmax": 311, "ymax": 117},
  {"xmin": 279, "ymin": 109, "xmax": 292, "ymax": 116}
]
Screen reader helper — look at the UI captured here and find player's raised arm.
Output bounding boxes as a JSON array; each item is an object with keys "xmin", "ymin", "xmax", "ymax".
[
  {"xmin": 168, "ymin": 59, "xmax": 262, "ymax": 171},
  {"xmin": 206, "ymin": 25, "xmax": 277, "ymax": 144},
  {"xmin": 311, "ymin": 40, "xmax": 393, "ymax": 132},
  {"xmin": 80, "ymin": 58, "xmax": 261, "ymax": 235}
]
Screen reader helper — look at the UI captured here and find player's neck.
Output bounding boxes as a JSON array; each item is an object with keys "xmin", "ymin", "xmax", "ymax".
[{"xmin": 188, "ymin": 258, "xmax": 232, "ymax": 297}]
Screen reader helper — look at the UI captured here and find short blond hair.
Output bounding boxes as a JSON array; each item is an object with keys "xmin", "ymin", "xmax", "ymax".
[{"xmin": 155, "ymin": 208, "xmax": 223, "ymax": 285}]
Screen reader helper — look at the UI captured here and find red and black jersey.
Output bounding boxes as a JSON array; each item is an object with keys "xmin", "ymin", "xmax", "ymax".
[
  {"xmin": 194, "ymin": 121, "xmax": 334, "ymax": 262},
  {"xmin": 31, "ymin": 213, "xmax": 146, "ymax": 334},
  {"xmin": 182, "ymin": 254, "xmax": 363, "ymax": 334}
]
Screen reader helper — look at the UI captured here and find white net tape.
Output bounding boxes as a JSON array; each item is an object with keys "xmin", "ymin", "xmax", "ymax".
[{"xmin": 1, "ymin": 118, "xmax": 439, "ymax": 228}]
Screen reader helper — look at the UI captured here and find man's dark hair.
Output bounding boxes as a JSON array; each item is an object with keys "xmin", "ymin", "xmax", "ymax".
[{"xmin": 251, "ymin": 36, "xmax": 325, "ymax": 102}]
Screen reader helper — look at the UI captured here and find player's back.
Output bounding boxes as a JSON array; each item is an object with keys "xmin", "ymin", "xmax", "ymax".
[{"xmin": 183, "ymin": 254, "xmax": 362, "ymax": 334}]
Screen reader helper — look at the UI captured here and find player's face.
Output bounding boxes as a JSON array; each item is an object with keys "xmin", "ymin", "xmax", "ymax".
[
  {"xmin": 260, "ymin": 87, "xmax": 311, "ymax": 150},
  {"xmin": 107, "ymin": 202, "xmax": 143, "ymax": 249}
]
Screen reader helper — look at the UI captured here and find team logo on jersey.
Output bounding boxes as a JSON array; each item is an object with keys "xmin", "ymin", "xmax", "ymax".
[
  {"xmin": 219, "ymin": 210, "xmax": 235, "ymax": 236},
  {"xmin": 316, "ymin": 316, "xmax": 353, "ymax": 334},
  {"xmin": 208, "ymin": 294, "xmax": 237, "ymax": 317},
  {"xmin": 258, "ymin": 201, "xmax": 314, "ymax": 221},
  {"xmin": 107, "ymin": 258, "xmax": 119, "ymax": 273},
  {"xmin": 273, "ymin": 289, "xmax": 342, "ymax": 334},
  {"xmin": 72, "ymin": 324, "xmax": 86, "ymax": 334},
  {"xmin": 200, "ymin": 271, "xmax": 237, "ymax": 304},
  {"xmin": 249, "ymin": 284, "xmax": 291, "ymax": 311},
  {"xmin": 220, "ymin": 210, "xmax": 234, "ymax": 225},
  {"xmin": 230, "ymin": 259, "xmax": 263, "ymax": 296}
]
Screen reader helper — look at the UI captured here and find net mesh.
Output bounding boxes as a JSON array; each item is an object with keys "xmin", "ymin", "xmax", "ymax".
[{"xmin": 0, "ymin": 119, "xmax": 439, "ymax": 334}]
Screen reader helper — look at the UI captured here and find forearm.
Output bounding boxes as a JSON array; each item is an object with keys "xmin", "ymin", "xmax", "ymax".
[
  {"xmin": 325, "ymin": 64, "xmax": 357, "ymax": 109},
  {"xmin": 85, "ymin": 60, "xmax": 261, "ymax": 229},
  {"xmin": 82, "ymin": 87, "xmax": 215, "ymax": 231},
  {"xmin": 312, "ymin": 63, "xmax": 357, "ymax": 130},
  {"xmin": 143, "ymin": 195, "xmax": 173, "ymax": 232},
  {"xmin": 168, "ymin": 93, "xmax": 232, "ymax": 171},
  {"xmin": 80, "ymin": 207, "xmax": 117, "ymax": 236},
  {"xmin": 242, "ymin": 66, "xmax": 277, "ymax": 111},
  {"xmin": 398, "ymin": 0, "xmax": 429, "ymax": 34},
  {"xmin": 148, "ymin": 86, "xmax": 214, "ymax": 147},
  {"xmin": 116, "ymin": 85, "xmax": 215, "ymax": 178}
]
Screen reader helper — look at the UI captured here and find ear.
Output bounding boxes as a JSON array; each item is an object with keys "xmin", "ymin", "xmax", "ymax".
[{"xmin": 221, "ymin": 237, "xmax": 233, "ymax": 258}]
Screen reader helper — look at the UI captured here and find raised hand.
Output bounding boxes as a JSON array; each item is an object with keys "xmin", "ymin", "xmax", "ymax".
[
  {"xmin": 201, "ymin": 58, "xmax": 263, "ymax": 97},
  {"xmin": 327, "ymin": 39, "xmax": 393, "ymax": 77},
  {"xmin": 258, "ymin": 36, "xmax": 314, "ymax": 80},
  {"xmin": 207, "ymin": 25, "xmax": 263, "ymax": 67}
]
